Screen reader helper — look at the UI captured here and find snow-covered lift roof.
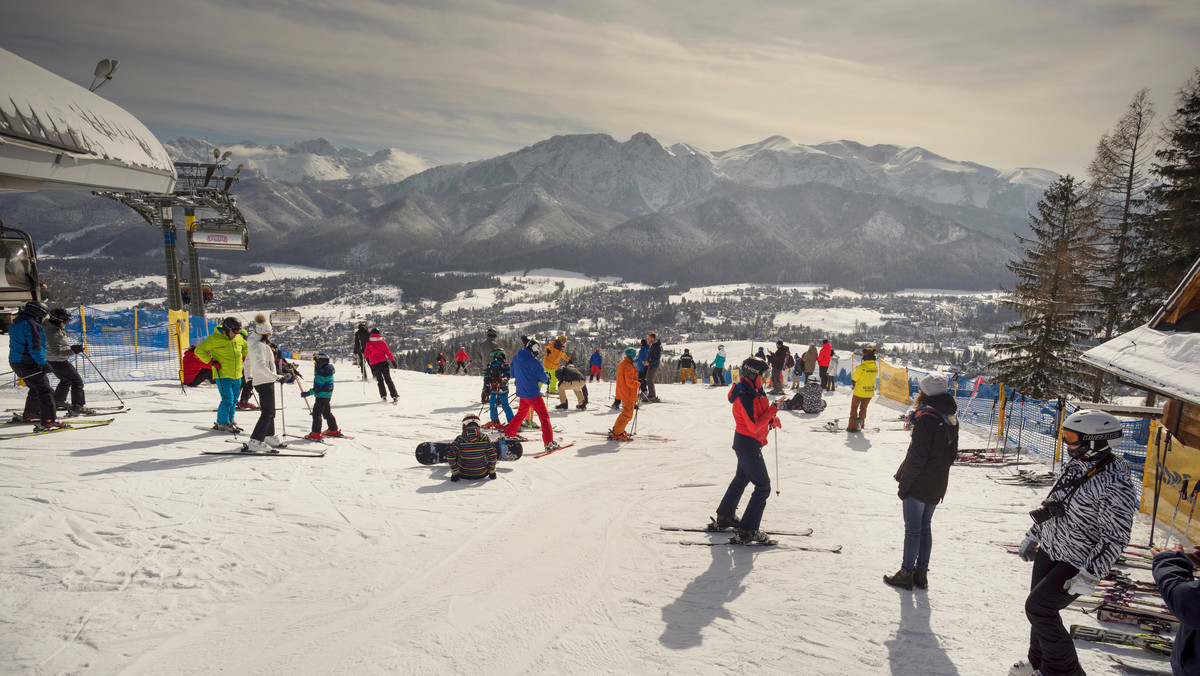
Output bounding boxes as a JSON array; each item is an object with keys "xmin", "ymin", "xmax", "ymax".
[{"xmin": 0, "ymin": 48, "xmax": 175, "ymax": 194}]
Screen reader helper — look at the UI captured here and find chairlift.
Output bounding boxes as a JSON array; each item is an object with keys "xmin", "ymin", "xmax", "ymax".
[
  {"xmin": 190, "ymin": 219, "xmax": 249, "ymax": 250},
  {"xmin": 0, "ymin": 223, "xmax": 41, "ymax": 332},
  {"xmin": 180, "ymin": 282, "xmax": 213, "ymax": 305},
  {"xmin": 270, "ymin": 310, "xmax": 302, "ymax": 327}
]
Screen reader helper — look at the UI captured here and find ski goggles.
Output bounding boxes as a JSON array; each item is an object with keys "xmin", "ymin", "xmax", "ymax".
[{"xmin": 1062, "ymin": 429, "xmax": 1083, "ymax": 445}]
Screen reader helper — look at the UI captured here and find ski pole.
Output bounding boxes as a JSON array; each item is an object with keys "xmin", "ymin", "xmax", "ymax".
[
  {"xmin": 631, "ymin": 402, "xmax": 640, "ymax": 436},
  {"xmin": 1167, "ymin": 479, "xmax": 1190, "ymax": 543},
  {"xmin": 985, "ymin": 393, "xmax": 998, "ymax": 453},
  {"xmin": 774, "ymin": 427, "xmax": 780, "ymax": 496},
  {"xmin": 1150, "ymin": 433, "xmax": 1170, "ymax": 547},
  {"xmin": 79, "ymin": 350, "xmax": 125, "ymax": 407},
  {"xmin": 293, "ymin": 374, "xmax": 313, "ymax": 413},
  {"xmin": 1015, "ymin": 393, "xmax": 1026, "ymax": 467},
  {"xmin": 279, "ymin": 380, "xmax": 286, "ymax": 438},
  {"xmin": 1182, "ymin": 481, "xmax": 1200, "ymax": 543}
]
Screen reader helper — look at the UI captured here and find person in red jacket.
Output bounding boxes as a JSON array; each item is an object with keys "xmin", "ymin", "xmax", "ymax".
[
  {"xmin": 182, "ymin": 345, "xmax": 214, "ymax": 387},
  {"xmin": 453, "ymin": 347, "xmax": 472, "ymax": 374},
  {"xmin": 363, "ymin": 329, "xmax": 399, "ymax": 402},
  {"xmin": 713, "ymin": 357, "xmax": 782, "ymax": 545},
  {"xmin": 817, "ymin": 339, "xmax": 833, "ymax": 389}
]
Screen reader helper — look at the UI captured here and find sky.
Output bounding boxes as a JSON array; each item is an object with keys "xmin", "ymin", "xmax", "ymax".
[{"xmin": 4, "ymin": 0, "xmax": 1199, "ymax": 177}]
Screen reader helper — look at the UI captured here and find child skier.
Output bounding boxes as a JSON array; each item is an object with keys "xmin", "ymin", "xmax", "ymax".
[
  {"xmin": 8, "ymin": 300, "xmax": 64, "ymax": 430},
  {"xmin": 299, "ymin": 352, "xmax": 341, "ymax": 439},
  {"xmin": 447, "ymin": 414, "xmax": 498, "ymax": 482},
  {"xmin": 484, "ymin": 349, "xmax": 514, "ymax": 428},
  {"xmin": 714, "ymin": 357, "xmax": 781, "ymax": 545},
  {"xmin": 43, "ymin": 308, "xmax": 93, "ymax": 417},
  {"xmin": 363, "ymin": 328, "xmax": 399, "ymax": 403}
]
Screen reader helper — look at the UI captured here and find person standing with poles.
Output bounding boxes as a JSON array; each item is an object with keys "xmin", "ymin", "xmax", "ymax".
[
  {"xmin": 713, "ymin": 357, "xmax": 781, "ymax": 545},
  {"xmin": 352, "ymin": 321, "xmax": 370, "ymax": 381},
  {"xmin": 710, "ymin": 345, "xmax": 728, "ymax": 386},
  {"xmin": 196, "ymin": 316, "xmax": 249, "ymax": 433},
  {"xmin": 608, "ymin": 347, "xmax": 640, "ymax": 441},
  {"xmin": 7, "ymin": 300, "xmax": 65, "ymax": 431},
  {"xmin": 503, "ymin": 337, "xmax": 559, "ymax": 453},
  {"xmin": 1009, "ymin": 409, "xmax": 1139, "ymax": 676},
  {"xmin": 42, "ymin": 308, "xmax": 93, "ymax": 417},
  {"xmin": 241, "ymin": 314, "xmax": 288, "ymax": 452}
]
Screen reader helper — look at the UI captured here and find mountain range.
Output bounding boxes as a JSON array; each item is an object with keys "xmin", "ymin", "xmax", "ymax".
[{"xmin": 0, "ymin": 132, "xmax": 1058, "ymax": 291}]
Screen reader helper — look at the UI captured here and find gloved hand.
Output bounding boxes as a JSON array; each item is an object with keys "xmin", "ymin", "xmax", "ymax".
[
  {"xmin": 211, "ymin": 361, "xmax": 222, "ymax": 371},
  {"xmin": 389, "ymin": 360, "xmax": 397, "ymax": 369},
  {"xmin": 277, "ymin": 374, "xmax": 290, "ymax": 383},
  {"xmin": 1063, "ymin": 572, "xmax": 1099, "ymax": 596},
  {"xmin": 70, "ymin": 344, "xmax": 84, "ymax": 354},
  {"xmin": 488, "ymin": 472, "xmax": 497, "ymax": 480},
  {"xmin": 40, "ymin": 363, "xmax": 54, "ymax": 374},
  {"xmin": 450, "ymin": 474, "xmax": 460, "ymax": 482},
  {"xmin": 768, "ymin": 417, "xmax": 782, "ymax": 430},
  {"xmin": 300, "ymin": 390, "xmax": 312, "ymax": 398},
  {"xmin": 1018, "ymin": 536, "xmax": 1039, "ymax": 562}
]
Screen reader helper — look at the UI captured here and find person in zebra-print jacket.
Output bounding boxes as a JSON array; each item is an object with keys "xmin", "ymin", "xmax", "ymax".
[{"xmin": 1009, "ymin": 409, "xmax": 1139, "ymax": 676}]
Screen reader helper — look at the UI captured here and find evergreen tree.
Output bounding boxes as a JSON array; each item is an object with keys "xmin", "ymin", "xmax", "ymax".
[
  {"xmin": 991, "ymin": 176, "xmax": 1097, "ymax": 400},
  {"xmin": 1130, "ymin": 68, "xmax": 1200, "ymax": 319}
]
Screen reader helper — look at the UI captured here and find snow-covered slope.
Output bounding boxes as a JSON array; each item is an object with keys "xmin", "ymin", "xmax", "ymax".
[{"xmin": 0, "ymin": 365, "xmax": 1158, "ymax": 675}]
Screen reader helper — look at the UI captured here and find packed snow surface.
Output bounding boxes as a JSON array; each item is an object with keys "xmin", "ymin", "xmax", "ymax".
[{"xmin": 0, "ymin": 366, "xmax": 1158, "ymax": 674}]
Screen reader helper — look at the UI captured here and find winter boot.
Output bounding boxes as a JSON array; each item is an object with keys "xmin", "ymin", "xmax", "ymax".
[
  {"xmin": 555, "ymin": 402, "xmax": 569, "ymax": 410},
  {"xmin": 575, "ymin": 403, "xmax": 587, "ymax": 410},
  {"xmin": 392, "ymin": 395, "xmax": 399, "ymax": 404},
  {"xmin": 732, "ymin": 529, "xmax": 776, "ymax": 546},
  {"xmin": 883, "ymin": 568, "xmax": 915, "ymax": 590},
  {"xmin": 913, "ymin": 567, "xmax": 928, "ymax": 589},
  {"xmin": 712, "ymin": 514, "xmax": 741, "ymax": 531},
  {"xmin": 611, "ymin": 400, "xmax": 621, "ymax": 410}
]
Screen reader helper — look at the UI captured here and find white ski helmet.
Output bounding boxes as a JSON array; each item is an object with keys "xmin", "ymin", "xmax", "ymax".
[{"xmin": 1061, "ymin": 409, "xmax": 1122, "ymax": 459}]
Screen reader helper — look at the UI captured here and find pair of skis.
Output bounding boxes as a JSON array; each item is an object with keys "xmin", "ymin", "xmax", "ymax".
[
  {"xmin": 0, "ymin": 418, "xmax": 115, "ymax": 440},
  {"xmin": 661, "ymin": 522, "xmax": 841, "ymax": 553}
]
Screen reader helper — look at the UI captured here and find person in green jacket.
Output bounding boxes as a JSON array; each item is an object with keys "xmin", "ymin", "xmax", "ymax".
[
  {"xmin": 196, "ymin": 317, "xmax": 249, "ymax": 432},
  {"xmin": 847, "ymin": 348, "xmax": 878, "ymax": 432}
]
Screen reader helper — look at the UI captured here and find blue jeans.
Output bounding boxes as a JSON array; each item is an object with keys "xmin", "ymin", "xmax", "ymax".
[
  {"xmin": 215, "ymin": 377, "xmax": 240, "ymax": 425},
  {"xmin": 490, "ymin": 391, "xmax": 513, "ymax": 424},
  {"xmin": 901, "ymin": 497, "xmax": 936, "ymax": 570},
  {"xmin": 717, "ymin": 442, "xmax": 771, "ymax": 531}
]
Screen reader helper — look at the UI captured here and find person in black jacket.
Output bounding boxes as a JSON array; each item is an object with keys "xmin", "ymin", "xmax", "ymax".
[
  {"xmin": 352, "ymin": 321, "xmax": 370, "ymax": 380},
  {"xmin": 884, "ymin": 374, "xmax": 958, "ymax": 590},
  {"xmin": 765, "ymin": 340, "xmax": 790, "ymax": 395},
  {"xmin": 1152, "ymin": 543, "xmax": 1200, "ymax": 676}
]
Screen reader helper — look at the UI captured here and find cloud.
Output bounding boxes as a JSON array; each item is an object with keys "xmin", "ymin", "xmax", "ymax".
[{"xmin": 3, "ymin": 0, "xmax": 1198, "ymax": 176}]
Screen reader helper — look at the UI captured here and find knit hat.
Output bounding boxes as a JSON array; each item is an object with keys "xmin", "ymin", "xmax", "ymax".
[
  {"xmin": 624, "ymin": 347, "xmax": 637, "ymax": 359},
  {"xmin": 919, "ymin": 374, "xmax": 948, "ymax": 397}
]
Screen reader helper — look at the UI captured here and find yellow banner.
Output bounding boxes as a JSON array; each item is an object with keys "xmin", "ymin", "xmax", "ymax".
[
  {"xmin": 877, "ymin": 358, "xmax": 910, "ymax": 405},
  {"xmin": 1142, "ymin": 421, "xmax": 1200, "ymax": 545}
]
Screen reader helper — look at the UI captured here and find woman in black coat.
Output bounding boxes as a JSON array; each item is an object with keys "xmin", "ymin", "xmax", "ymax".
[{"xmin": 884, "ymin": 374, "xmax": 959, "ymax": 590}]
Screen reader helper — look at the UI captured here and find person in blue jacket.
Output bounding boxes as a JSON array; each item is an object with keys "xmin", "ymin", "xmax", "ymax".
[
  {"xmin": 644, "ymin": 332, "xmax": 662, "ymax": 402},
  {"xmin": 7, "ymin": 300, "xmax": 63, "ymax": 430},
  {"xmin": 589, "ymin": 348, "xmax": 603, "ymax": 382},
  {"xmin": 503, "ymin": 336, "xmax": 559, "ymax": 452},
  {"xmin": 636, "ymin": 339, "xmax": 649, "ymax": 400},
  {"xmin": 1152, "ymin": 543, "xmax": 1200, "ymax": 675}
]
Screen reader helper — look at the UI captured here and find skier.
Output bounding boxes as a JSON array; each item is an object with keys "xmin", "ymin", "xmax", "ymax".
[
  {"xmin": 542, "ymin": 336, "xmax": 570, "ymax": 394},
  {"xmin": 196, "ymin": 317, "xmax": 249, "ymax": 433},
  {"xmin": 1009, "ymin": 409, "xmax": 1138, "ymax": 676},
  {"xmin": 241, "ymin": 314, "xmax": 288, "ymax": 452},
  {"xmin": 42, "ymin": 308, "xmax": 93, "ymax": 417},
  {"xmin": 589, "ymin": 347, "xmax": 603, "ymax": 382},
  {"xmin": 453, "ymin": 346, "xmax": 472, "ymax": 374},
  {"xmin": 711, "ymin": 345, "xmax": 727, "ymax": 386},
  {"xmin": 483, "ymin": 349, "xmax": 514, "ymax": 429},
  {"xmin": 299, "ymin": 352, "xmax": 341, "ymax": 440},
  {"xmin": 817, "ymin": 339, "xmax": 833, "ymax": 389},
  {"xmin": 790, "ymin": 348, "xmax": 803, "ymax": 390},
  {"xmin": 883, "ymin": 374, "xmax": 959, "ymax": 590},
  {"xmin": 182, "ymin": 345, "xmax": 214, "ymax": 387},
  {"xmin": 766, "ymin": 339, "xmax": 790, "ymax": 394},
  {"xmin": 448, "ymin": 414, "xmax": 497, "ymax": 482},
  {"xmin": 436, "ymin": 350, "xmax": 446, "ymax": 374},
  {"xmin": 846, "ymin": 348, "xmax": 878, "ymax": 432},
  {"xmin": 363, "ymin": 328, "xmax": 399, "ymax": 403},
  {"xmin": 713, "ymin": 357, "xmax": 781, "ymax": 545},
  {"xmin": 679, "ymin": 348, "xmax": 696, "ymax": 384},
  {"xmin": 609, "ymin": 347, "xmax": 640, "ymax": 441},
  {"xmin": 554, "ymin": 361, "xmax": 588, "ymax": 410},
  {"xmin": 7, "ymin": 300, "xmax": 64, "ymax": 431},
  {"xmin": 1151, "ymin": 542, "xmax": 1200, "ymax": 676},
  {"xmin": 644, "ymin": 333, "xmax": 662, "ymax": 402},
  {"xmin": 352, "ymin": 321, "xmax": 370, "ymax": 380},
  {"xmin": 503, "ymin": 337, "xmax": 558, "ymax": 453},
  {"xmin": 779, "ymin": 375, "xmax": 827, "ymax": 414}
]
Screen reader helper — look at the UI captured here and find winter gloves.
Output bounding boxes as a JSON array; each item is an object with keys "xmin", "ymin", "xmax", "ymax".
[
  {"xmin": 1018, "ymin": 536, "xmax": 1039, "ymax": 562},
  {"xmin": 768, "ymin": 417, "xmax": 782, "ymax": 430},
  {"xmin": 70, "ymin": 344, "xmax": 84, "ymax": 354}
]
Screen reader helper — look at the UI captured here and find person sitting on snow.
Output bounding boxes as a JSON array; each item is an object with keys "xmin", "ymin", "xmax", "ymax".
[
  {"xmin": 779, "ymin": 375, "xmax": 827, "ymax": 414},
  {"xmin": 448, "ymin": 414, "xmax": 497, "ymax": 482}
]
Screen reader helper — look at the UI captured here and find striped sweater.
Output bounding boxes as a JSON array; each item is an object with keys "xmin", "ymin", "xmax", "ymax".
[
  {"xmin": 448, "ymin": 426, "xmax": 497, "ymax": 479},
  {"xmin": 308, "ymin": 363, "xmax": 335, "ymax": 398}
]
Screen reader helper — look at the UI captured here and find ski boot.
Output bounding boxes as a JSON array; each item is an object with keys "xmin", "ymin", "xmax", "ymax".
[
  {"xmin": 1007, "ymin": 660, "xmax": 1040, "ymax": 676},
  {"xmin": 732, "ymin": 529, "xmax": 776, "ymax": 546},
  {"xmin": 213, "ymin": 423, "xmax": 240, "ymax": 433},
  {"xmin": 543, "ymin": 441, "xmax": 562, "ymax": 453},
  {"xmin": 241, "ymin": 439, "xmax": 275, "ymax": 453},
  {"xmin": 12, "ymin": 412, "xmax": 39, "ymax": 423},
  {"xmin": 263, "ymin": 436, "xmax": 286, "ymax": 448},
  {"xmin": 575, "ymin": 403, "xmax": 587, "ymax": 410},
  {"xmin": 303, "ymin": 432, "xmax": 324, "ymax": 441},
  {"xmin": 68, "ymin": 405, "xmax": 98, "ymax": 417},
  {"xmin": 709, "ymin": 514, "xmax": 741, "ymax": 531},
  {"xmin": 34, "ymin": 420, "xmax": 68, "ymax": 432},
  {"xmin": 322, "ymin": 429, "xmax": 345, "ymax": 438},
  {"xmin": 608, "ymin": 430, "xmax": 632, "ymax": 441}
]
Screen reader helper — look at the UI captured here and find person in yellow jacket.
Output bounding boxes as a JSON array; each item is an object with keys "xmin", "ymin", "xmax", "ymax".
[
  {"xmin": 196, "ymin": 316, "xmax": 249, "ymax": 432},
  {"xmin": 847, "ymin": 347, "xmax": 879, "ymax": 432},
  {"xmin": 542, "ymin": 335, "xmax": 570, "ymax": 394}
]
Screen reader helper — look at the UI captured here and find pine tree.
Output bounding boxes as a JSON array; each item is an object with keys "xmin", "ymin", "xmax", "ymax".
[
  {"xmin": 1084, "ymin": 88, "xmax": 1156, "ymax": 400},
  {"xmin": 1130, "ymin": 68, "xmax": 1200, "ymax": 318},
  {"xmin": 991, "ymin": 176, "xmax": 1097, "ymax": 400}
]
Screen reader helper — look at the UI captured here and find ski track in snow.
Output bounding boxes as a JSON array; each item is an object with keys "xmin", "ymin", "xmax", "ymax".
[{"xmin": 0, "ymin": 369, "xmax": 1160, "ymax": 674}]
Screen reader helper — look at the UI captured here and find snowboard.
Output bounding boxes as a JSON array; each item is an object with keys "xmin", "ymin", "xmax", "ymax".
[{"xmin": 415, "ymin": 439, "xmax": 523, "ymax": 465}]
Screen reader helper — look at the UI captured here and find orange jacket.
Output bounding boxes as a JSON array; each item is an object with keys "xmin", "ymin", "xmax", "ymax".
[{"xmin": 615, "ymin": 357, "xmax": 640, "ymax": 400}]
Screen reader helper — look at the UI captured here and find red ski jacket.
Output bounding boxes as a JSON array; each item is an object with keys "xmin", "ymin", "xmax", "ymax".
[
  {"xmin": 363, "ymin": 334, "xmax": 395, "ymax": 365},
  {"xmin": 183, "ymin": 346, "xmax": 211, "ymax": 382},
  {"xmin": 728, "ymin": 377, "xmax": 778, "ymax": 448},
  {"xmin": 818, "ymin": 343, "xmax": 832, "ymax": 367}
]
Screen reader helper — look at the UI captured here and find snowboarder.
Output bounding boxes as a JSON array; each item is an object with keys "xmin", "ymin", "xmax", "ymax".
[
  {"xmin": 554, "ymin": 361, "xmax": 588, "ymax": 410},
  {"xmin": 1151, "ymin": 542, "xmax": 1200, "ymax": 676},
  {"xmin": 182, "ymin": 345, "xmax": 214, "ymax": 387},
  {"xmin": 847, "ymin": 348, "xmax": 878, "ymax": 432},
  {"xmin": 644, "ymin": 333, "xmax": 662, "ymax": 402},
  {"xmin": 714, "ymin": 357, "xmax": 780, "ymax": 545},
  {"xmin": 711, "ymin": 345, "xmax": 727, "ymax": 386},
  {"xmin": 818, "ymin": 339, "xmax": 833, "ymax": 389},
  {"xmin": 766, "ymin": 339, "xmax": 790, "ymax": 394},
  {"xmin": 241, "ymin": 314, "xmax": 288, "ymax": 452},
  {"xmin": 196, "ymin": 316, "xmax": 249, "ymax": 433},
  {"xmin": 352, "ymin": 321, "xmax": 370, "ymax": 380},
  {"xmin": 42, "ymin": 308, "xmax": 93, "ymax": 417},
  {"xmin": 609, "ymin": 347, "xmax": 640, "ymax": 441},
  {"xmin": 589, "ymin": 348, "xmax": 603, "ymax": 382},
  {"xmin": 7, "ymin": 300, "xmax": 64, "ymax": 431},
  {"xmin": 1009, "ymin": 409, "xmax": 1138, "ymax": 676},
  {"xmin": 299, "ymin": 352, "xmax": 341, "ymax": 440},
  {"xmin": 448, "ymin": 414, "xmax": 497, "ymax": 482},
  {"xmin": 542, "ymin": 336, "xmax": 570, "ymax": 394},
  {"xmin": 503, "ymin": 337, "xmax": 558, "ymax": 453},
  {"xmin": 363, "ymin": 328, "xmax": 399, "ymax": 403},
  {"xmin": 883, "ymin": 374, "xmax": 959, "ymax": 590},
  {"xmin": 679, "ymin": 348, "xmax": 696, "ymax": 383},
  {"xmin": 779, "ymin": 375, "xmax": 827, "ymax": 414},
  {"xmin": 453, "ymin": 346, "xmax": 471, "ymax": 374},
  {"xmin": 484, "ymin": 349, "xmax": 514, "ymax": 428}
]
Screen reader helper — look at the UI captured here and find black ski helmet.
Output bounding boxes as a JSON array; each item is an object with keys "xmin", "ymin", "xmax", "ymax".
[
  {"xmin": 221, "ymin": 316, "xmax": 242, "ymax": 333},
  {"xmin": 49, "ymin": 308, "xmax": 72, "ymax": 324},
  {"xmin": 741, "ymin": 357, "xmax": 768, "ymax": 380},
  {"xmin": 25, "ymin": 300, "xmax": 50, "ymax": 319},
  {"xmin": 312, "ymin": 352, "xmax": 330, "ymax": 368},
  {"xmin": 486, "ymin": 327, "xmax": 497, "ymax": 338}
]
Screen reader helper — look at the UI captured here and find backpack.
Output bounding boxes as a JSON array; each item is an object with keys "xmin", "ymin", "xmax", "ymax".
[{"xmin": 783, "ymin": 353, "xmax": 795, "ymax": 369}]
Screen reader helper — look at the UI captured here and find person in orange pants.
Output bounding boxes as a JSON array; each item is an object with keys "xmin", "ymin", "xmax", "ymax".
[{"xmin": 610, "ymin": 347, "xmax": 641, "ymax": 440}]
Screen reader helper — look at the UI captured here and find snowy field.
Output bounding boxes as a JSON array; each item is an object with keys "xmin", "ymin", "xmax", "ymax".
[{"xmin": 0, "ymin": 368, "xmax": 1158, "ymax": 675}]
